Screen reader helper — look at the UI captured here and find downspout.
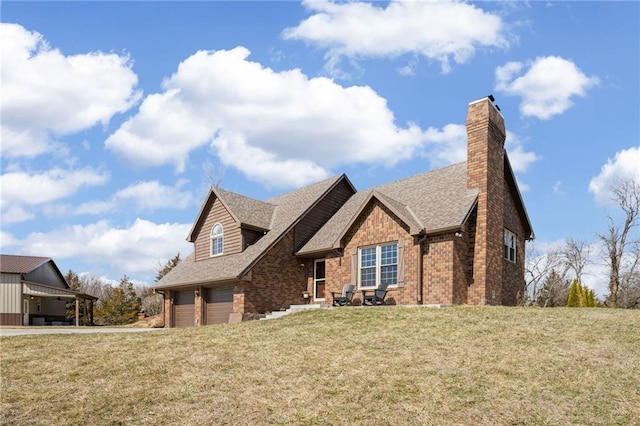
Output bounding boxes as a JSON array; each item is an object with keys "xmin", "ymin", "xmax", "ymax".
[{"xmin": 416, "ymin": 232, "xmax": 429, "ymax": 304}]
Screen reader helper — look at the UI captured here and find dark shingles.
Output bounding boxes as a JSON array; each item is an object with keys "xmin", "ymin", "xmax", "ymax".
[
  {"xmin": 155, "ymin": 175, "xmax": 346, "ymax": 288},
  {"xmin": 297, "ymin": 162, "xmax": 478, "ymax": 255},
  {"xmin": 216, "ymin": 188, "xmax": 275, "ymax": 230}
]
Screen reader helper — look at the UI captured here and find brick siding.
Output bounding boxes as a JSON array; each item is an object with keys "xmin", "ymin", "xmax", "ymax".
[
  {"xmin": 323, "ymin": 200, "xmax": 418, "ymax": 305},
  {"xmin": 244, "ymin": 230, "xmax": 309, "ymax": 314}
]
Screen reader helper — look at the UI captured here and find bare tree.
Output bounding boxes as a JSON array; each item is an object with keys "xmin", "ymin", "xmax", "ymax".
[
  {"xmin": 597, "ymin": 179, "xmax": 640, "ymax": 307},
  {"xmin": 525, "ymin": 243, "xmax": 563, "ymax": 305},
  {"xmin": 561, "ymin": 238, "xmax": 593, "ymax": 283},
  {"xmin": 537, "ymin": 269, "xmax": 571, "ymax": 307},
  {"xmin": 616, "ymin": 244, "xmax": 640, "ymax": 309},
  {"xmin": 203, "ymin": 159, "xmax": 225, "ymax": 188}
]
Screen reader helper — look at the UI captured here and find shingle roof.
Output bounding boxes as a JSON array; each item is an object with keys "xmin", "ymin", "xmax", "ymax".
[
  {"xmin": 297, "ymin": 162, "xmax": 478, "ymax": 255},
  {"xmin": 155, "ymin": 175, "xmax": 348, "ymax": 289},
  {"xmin": 0, "ymin": 254, "xmax": 51, "ymax": 274},
  {"xmin": 216, "ymin": 188, "xmax": 276, "ymax": 230}
]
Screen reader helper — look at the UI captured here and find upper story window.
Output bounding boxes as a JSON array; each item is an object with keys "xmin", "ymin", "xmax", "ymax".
[
  {"xmin": 359, "ymin": 242, "xmax": 398, "ymax": 288},
  {"xmin": 210, "ymin": 223, "xmax": 224, "ymax": 256},
  {"xmin": 504, "ymin": 229, "xmax": 516, "ymax": 262}
]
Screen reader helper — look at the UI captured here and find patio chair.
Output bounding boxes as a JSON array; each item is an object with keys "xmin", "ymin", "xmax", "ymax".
[
  {"xmin": 361, "ymin": 282, "xmax": 390, "ymax": 306},
  {"xmin": 331, "ymin": 284, "xmax": 355, "ymax": 306}
]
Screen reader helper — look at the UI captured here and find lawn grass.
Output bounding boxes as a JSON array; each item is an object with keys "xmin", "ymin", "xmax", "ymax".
[{"xmin": 1, "ymin": 306, "xmax": 639, "ymax": 425}]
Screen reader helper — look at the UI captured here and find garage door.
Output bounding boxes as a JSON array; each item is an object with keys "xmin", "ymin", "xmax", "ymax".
[
  {"xmin": 205, "ymin": 287, "xmax": 234, "ymax": 325},
  {"xmin": 173, "ymin": 290, "xmax": 195, "ymax": 328}
]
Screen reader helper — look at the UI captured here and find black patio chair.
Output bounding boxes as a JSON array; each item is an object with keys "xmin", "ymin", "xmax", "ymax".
[
  {"xmin": 331, "ymin": 284, "xmax": 355, "ymax": 306},
  {"xmin": 361, "ymin": 282, "xmax": 390, "ymax": 306}
]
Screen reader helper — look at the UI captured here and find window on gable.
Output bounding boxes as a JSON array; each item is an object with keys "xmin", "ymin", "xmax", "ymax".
[
  {"xmin": 210, "ymin": 223, "xmax": 224, "ymax": 256},
  {"xmin": 358, "ymin": 242, "xmax": 398, "ymax": 288},
  {"xmin": 504, "ymin": 229, "xmax": 516, "ymax": 262}
]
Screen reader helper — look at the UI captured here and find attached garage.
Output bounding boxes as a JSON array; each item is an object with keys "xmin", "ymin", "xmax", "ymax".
[
  {"xmin": 173, "ymin": 290, "xmax": 195, "ymax": 328},
  {"xmin": 205, "ymin": 287, "xmax": 233, "ymax": 325}
]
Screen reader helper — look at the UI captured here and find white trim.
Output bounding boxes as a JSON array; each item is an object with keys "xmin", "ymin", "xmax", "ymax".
[
  {"xmin": 313, "ymin": 259, "xmax": 326, "ymax": 301},
  {"xmin": 357, "ymin": 242, "xmax": 398, "ymax": 289},
  {"xmin": 210, "ymin": 223, "xmax": 224, "ymax": 257},
  {"xmin": 504, "ymin": 229, "xmax": 517, "ymax": 263}
]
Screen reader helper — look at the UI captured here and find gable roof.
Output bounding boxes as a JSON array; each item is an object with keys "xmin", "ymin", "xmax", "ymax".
[
  {"xmin": 298, "ymin": 162, "xmax": 478, "ymax": 255},
  {"xmin": 0, "ymin": 254, "xmax": 70, "ymax": 289},
  {"xmin": 156, "ymin": 174, "xmax": 352, "ymax": 289},
  {"xmin": 188, "ymin": 187, "xmax": 276, "ymax": 241},
  {"xmin": 0, "ymin": 254, "xmax": 52, "ymax": 274},
  {"xmin": 216, "ymin": 188, "xmax": 276, "ymax": 231}
]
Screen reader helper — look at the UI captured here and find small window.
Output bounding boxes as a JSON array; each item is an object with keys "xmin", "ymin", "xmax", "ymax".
[
  {"xmin": 359, "ymin": 242, "xmax": 398, "ymax": 288},
  {"xmin": 504, "ymin": 229, "xmax": 516, "ymax": 262},
  {"xmin": 210, "ymin": 223, "xmax": 224, "ymax": 256}
]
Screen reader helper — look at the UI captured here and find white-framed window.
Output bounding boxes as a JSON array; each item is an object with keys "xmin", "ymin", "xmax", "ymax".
[
  {"xmin": 358, "ymin": 242, "xmax": 398, "ymax": 288},
  {"xmin": 504, "ymin": 229, "xmax": 516, "ymax": 262},
  {"xmin": 210, "ymin": 223, "xmax": 224, "ymax": 256}
]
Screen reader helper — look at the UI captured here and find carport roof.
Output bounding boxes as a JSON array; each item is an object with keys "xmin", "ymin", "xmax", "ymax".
[{"xmin": 0, "ymin": 254, "xmax": 51, "ymax": 274}]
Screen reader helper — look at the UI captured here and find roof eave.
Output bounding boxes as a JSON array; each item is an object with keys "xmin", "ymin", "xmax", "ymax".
[
  {"xmin": 504, "ymin": 155, "xmax": 535, "ymax": 240},
  {"xmin": 154, "ymin": 275, "xmax": 240, "ymax": 290}
]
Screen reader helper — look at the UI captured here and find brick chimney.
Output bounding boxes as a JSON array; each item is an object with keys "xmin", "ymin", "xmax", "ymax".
[{"xmin": 466, "ymin": 97, "xmax": 505, "ymax": 305}]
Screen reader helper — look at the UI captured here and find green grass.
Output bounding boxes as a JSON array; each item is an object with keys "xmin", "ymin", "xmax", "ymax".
[{"xmin": 2, "ymin": 307, "xmax": 639, "ymax": 425}]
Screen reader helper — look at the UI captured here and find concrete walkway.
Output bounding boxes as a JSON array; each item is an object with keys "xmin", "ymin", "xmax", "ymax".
[{"xmin": 0, "ymin": 327, "xmax": 165, "ymax": 337}]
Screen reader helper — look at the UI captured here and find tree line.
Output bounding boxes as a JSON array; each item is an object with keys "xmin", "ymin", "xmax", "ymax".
[
  {"xmin": 64, "ymin": 253, "xmax": 181, "ymax": 325},
  {"xmin": 525, "ymin": 179, "xmax": 640, "ymax": 308}
]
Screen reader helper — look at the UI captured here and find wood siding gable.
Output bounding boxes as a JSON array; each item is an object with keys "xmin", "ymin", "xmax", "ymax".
[
  {"xmin": 193, "ymin": 197, "xmax": 242, "ymax": 261},
  {"xmin": 294, "ymin": 178, "xmax": 355, "ymax": 251}
]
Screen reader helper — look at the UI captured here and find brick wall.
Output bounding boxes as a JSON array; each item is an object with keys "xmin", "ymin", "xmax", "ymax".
[
  {"xmin": 244, "ymin": 230, "xmax": 308, "ymax": 313},
  {"xmin": 325, "ymin": 199, "xmax": 418, "ymax": 306},
  {"xmin": 422, "ymin": 235, "xmax": 454, "ymax": 304},
  {"xmin": 502, "ymin": 185, "xmax": 527, "ymax": 305}
]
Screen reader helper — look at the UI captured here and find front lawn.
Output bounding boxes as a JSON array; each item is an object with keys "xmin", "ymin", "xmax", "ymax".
[{"xmin": 1, "ymin": 306, "xmax": 639, "ymax": 425}]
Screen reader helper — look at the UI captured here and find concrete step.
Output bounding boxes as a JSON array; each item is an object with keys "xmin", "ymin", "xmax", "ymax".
[{"xmin": 260, "ymin": 304, "xmax": 327, "ymax": 320}]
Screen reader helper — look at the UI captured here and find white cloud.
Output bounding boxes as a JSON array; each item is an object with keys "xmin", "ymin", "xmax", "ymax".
[
  {"xmin": 282, "ymin": 0, "xmax": 508, "ymax": 76},
  {"xmin": 0, "ymin": 23, "xmax": 141, "ymax": 158},
  {"xmin": 0, "ymin": 168, "xmax": 109, "ymax": 205},
  {"xmin": 106, "ymin": 47, "xmax": 433, "ymax": 188},
  {"xmin": 0, "ymin": 231, "xmax": 17, "ymax": 247},
  {"xmin": 553, "ymin": 181, "xmax": 565, "ymax": 196},
  {"xmin": 75, "ymin": 179, "xmax": 194, "ymax": 215},
  {"xmin": 505, "ymin": 135, "xmax": 540, "ymax": 174},
  {"xmin": 2, "ymin": 219, "xmax": 192, "ymax": 282},
  {"xmin": 422, "ymin": 124, "xmax": 468, "ymax": 166},
  {"xmin": 1, "ymin": 205, "xmax": 35, "ymax": 225},
  {"xmin": 588, "ymin": 146, "xmax": 640, "ymax": 205},
  {"xmin": 495, "ymin": 56, "xmax": 599, "ymax": 120},
  {"xmin": 0, "ymin": 167, "xmax": 109, "ymax": 224}
]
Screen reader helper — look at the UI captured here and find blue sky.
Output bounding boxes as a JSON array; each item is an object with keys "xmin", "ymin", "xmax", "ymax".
[{"xmin": 1, "ymin": 1, "xmax": 638, "ymax": 297}]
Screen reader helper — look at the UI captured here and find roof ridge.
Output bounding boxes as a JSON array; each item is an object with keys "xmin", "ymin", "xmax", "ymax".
[
  {"xmin": 265, "ymin": 174, "xmax": 343, "ymax": 203},
  {"xmin": 216, "ymin": 187, "xmax": 277, "ymax": 206},
  {"xmin": 369, "ymin": 161, "xmax": 466, "ymax": 192}
]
